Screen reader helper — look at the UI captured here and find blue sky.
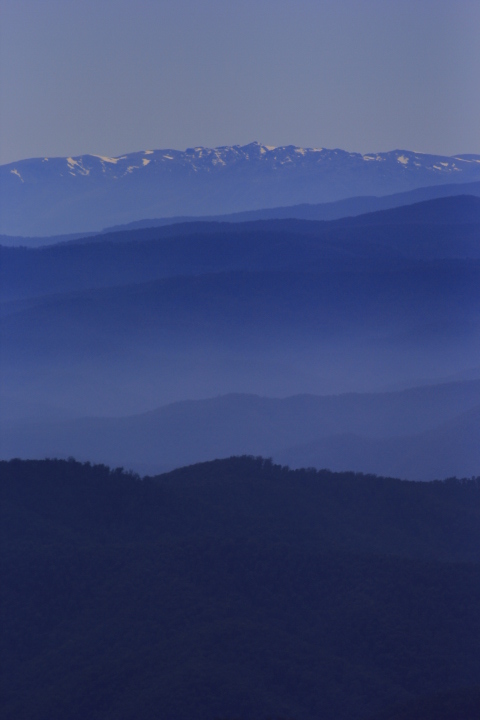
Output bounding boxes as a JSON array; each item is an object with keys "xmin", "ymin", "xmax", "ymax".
[{"xmin": 1, "ymin": 0, "xmax": 479, "ymax": 164}]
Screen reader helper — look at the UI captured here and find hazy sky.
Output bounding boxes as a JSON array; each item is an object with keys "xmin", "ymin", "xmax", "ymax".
[{"xmin": 1, "ymin": 0, "xmax": 479, "ymax": 164}]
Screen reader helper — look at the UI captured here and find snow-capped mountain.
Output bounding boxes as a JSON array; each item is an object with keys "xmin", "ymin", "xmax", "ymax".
[{"xmin": 2, "ymin": 142, "xmax": 480, "ymax": 236}]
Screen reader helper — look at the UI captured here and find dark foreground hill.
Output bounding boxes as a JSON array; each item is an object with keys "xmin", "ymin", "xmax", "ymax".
[{"xmin": 2, "ymin": 456, "xmax": 480, "ymax": 720}]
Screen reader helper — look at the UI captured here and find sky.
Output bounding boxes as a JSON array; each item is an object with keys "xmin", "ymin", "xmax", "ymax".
[{"xmin": 1, "ymin": 0, "xmax": 479, "ymax": 165}]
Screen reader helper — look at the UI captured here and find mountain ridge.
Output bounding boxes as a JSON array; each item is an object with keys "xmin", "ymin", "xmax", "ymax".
[
  {"xmin": 3, "ymin": 142, "xmax": 480, "ymax": 235},
  {"xmin": 5, "ymin": 142, "xmax": 480, "ymax": 179}
]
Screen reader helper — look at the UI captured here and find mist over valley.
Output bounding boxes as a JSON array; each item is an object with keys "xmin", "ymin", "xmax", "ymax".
[{"xmin": 2, "ymin": 190, "xmax": 479, "ymax": 477}]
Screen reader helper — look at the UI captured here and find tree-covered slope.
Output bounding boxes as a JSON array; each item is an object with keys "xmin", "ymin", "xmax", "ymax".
[{"xmin": 2, "ymin": 457, "xmax": 480, "ymax": 720}]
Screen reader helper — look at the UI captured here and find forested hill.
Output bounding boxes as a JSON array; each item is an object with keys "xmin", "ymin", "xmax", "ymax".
[{"xmin": 2, "ymin": 456, "xmax": 480, "ymax": 720}]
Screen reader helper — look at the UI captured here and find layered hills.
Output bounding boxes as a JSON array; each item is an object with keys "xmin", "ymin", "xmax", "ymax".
[
  {"xmin": 2, "ymin": 179, "xmax": 480, "ymax": 248},
  {"xmin": 2, "ymin": 382, "xmax": 479, "ymax": 479},
  {"xmin": 1, "ymin": 194, "xmax": 479, "ymax": 479},
  {"xmin": 2, "ymin": 195, "xmax": 479, "ymax": 302},
  {"xmin": 103, "ymin": 179, "xmax": 480, "ymax": 233}
]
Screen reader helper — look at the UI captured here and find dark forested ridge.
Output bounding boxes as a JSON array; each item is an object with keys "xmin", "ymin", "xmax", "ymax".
[{"xmin": 2, "ymin": 456, "xmax": 480, "ymax": 720}]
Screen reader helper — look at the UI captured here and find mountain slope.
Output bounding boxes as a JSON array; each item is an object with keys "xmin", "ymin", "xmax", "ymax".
[{"xmin": 2, "ymin": 142, "xmax": 480, "ymax": 235}]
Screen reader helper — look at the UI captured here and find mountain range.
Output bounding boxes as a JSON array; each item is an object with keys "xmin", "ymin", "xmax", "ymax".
[{"xmin": 2, "ymin": 142, "xmax": 480, "ymax": 235}]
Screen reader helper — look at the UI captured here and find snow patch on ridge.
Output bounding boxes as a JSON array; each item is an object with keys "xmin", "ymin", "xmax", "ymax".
[
  {"xmin": 66, "ymin": 157, "xmax": 90, "ymax": 176},
  {"xmin": 10, "ymin": 168, "xmax": 23, "ymax": 182},
  {"xmin": 94, "ymin": 155, "xmax": 122, "ymax": 164}
]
